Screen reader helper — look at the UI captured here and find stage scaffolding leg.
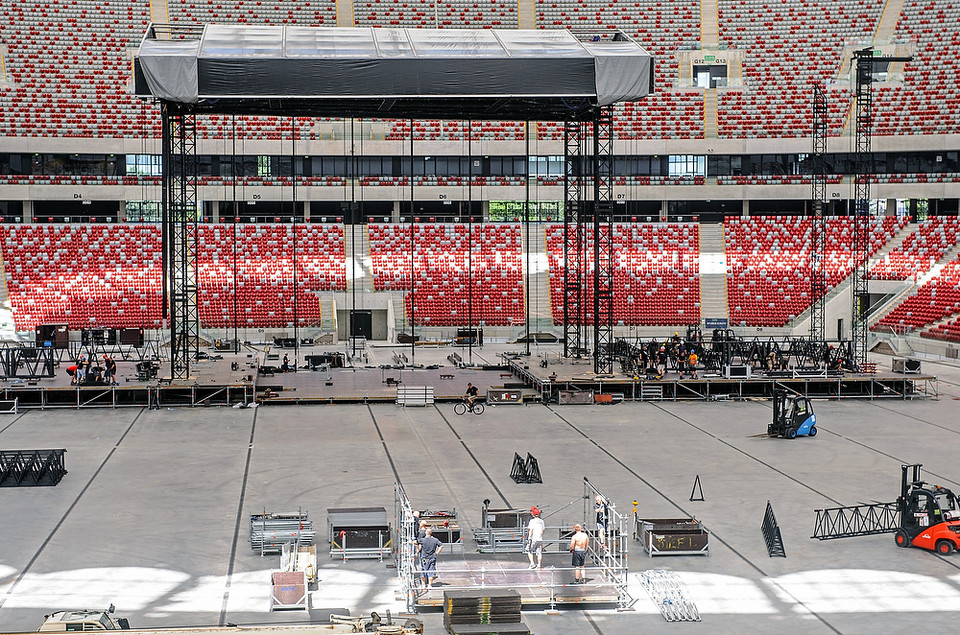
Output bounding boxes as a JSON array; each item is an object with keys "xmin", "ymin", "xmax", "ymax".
[
  {"xmin": 593, "ymin": 107, "xmax": 614, "ymax": 375},
  {"xmin": 394, "ymin": 482, "xmax": 417, "ymax": 613},
  {"xmin": 810, "ymin": 84, "xmax": 828, "ymax": 345},
  {"xmin": 851, "ymin": 50, "xmax": 872, "ymax": 371},
  {"xmin": 583, "ymin": 477, "xmax": 633, "ymax": 610},
  {"xmin": 563, "ymin": 119, "xmax": 586, "ymax": 358},
  {"xmin": 162, "ymin": 108, "xmax": 200, "ymax": 380}
]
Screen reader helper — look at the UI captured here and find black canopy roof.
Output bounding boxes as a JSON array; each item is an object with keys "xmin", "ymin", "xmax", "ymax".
[{"xmin": 134, "ymin": 25, "xmax": 654, "ymax": 119}]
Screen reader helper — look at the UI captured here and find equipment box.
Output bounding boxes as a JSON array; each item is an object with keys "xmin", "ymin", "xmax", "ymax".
[
  {"xmin": 558, "ymin": 389, "xmax": 594, "ymax": 404},
  {"xmin": 636, "ymin": 517, "xmax": 710, "ymax": 557}
]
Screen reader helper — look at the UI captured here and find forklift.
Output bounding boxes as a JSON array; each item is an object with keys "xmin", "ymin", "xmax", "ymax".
[
  {"xmin": 895, "ymin": 464, "xmax": 960, "ymax": 554},
  {"xmin": 768, "ymin": 390, "xmax": 817, "ymax": 439}
]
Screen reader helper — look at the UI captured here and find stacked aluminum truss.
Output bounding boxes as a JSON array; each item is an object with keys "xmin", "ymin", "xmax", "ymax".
[
  {"xmin": 637, "ymin": 570, "xmax": 701, "ymax": 622},
  {"xmin": 249, "ymin": 510, "xmax": 315, "ymax": 556}
]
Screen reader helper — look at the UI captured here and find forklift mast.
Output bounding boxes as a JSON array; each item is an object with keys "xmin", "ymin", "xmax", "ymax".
[{"xmin": 899, "ymin": 463, "xmax": 924, "ymax": 511}]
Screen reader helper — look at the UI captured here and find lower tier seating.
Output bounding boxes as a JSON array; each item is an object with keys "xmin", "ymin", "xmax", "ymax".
[
  {"xmin": 368, "ymin": 223, "xmax": 525, "ymax": 326},
  {"xmin": 545, "ymin": 223, "xmax": 701, "ymax": 325}
]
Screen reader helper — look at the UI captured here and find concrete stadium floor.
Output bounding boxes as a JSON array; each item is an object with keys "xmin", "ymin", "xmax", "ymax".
[{"xmin": 1, "ymin": 349, "xmax": 959, "ymax": 634}]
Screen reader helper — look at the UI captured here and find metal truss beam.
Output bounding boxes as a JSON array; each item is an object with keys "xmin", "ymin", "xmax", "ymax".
[{"xmin": 162, "ymin": 108, "xmax": 200, "ymax": 379}]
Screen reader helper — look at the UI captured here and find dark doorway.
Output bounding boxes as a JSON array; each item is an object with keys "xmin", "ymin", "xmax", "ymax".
[{"xmin": 351, "ymin": 310, "xmax": 373, "ymax": 340}]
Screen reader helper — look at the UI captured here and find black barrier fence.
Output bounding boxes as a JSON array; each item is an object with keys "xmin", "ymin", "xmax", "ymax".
[
  {"xmin": 811, "ymin": 502, "xmax": 900, "ymax": 540},
  {"xmin": 614, "ymin": 335, "xmax": 856, "ymax": 376},
  {"xmin": 0, "ymin": 346, "xmax": 57, "ymax": 379},
  {"xmin": 509, "ymin": 452, "xmax": 542, "ymax": 484},
  {"xmin": 761, "ymin": 500, "xmax": 786, "ymax": 557},
  {"xmin": 0, "ymin": 449, "xmax": 67, "ymax": 487}
]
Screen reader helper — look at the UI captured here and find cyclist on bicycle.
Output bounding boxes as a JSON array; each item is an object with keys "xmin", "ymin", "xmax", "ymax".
[{"xmin": 464, "ymin": 382, "xmax": 479, "ymax": 407}]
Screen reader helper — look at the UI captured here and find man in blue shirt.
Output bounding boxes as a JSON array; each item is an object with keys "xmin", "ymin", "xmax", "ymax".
[{"xmin": 418, "ymin": 527, "xmax": 443, "ymax": 588}]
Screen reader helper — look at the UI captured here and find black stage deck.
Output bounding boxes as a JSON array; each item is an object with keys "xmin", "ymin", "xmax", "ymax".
[
  {"xmin": 505, "ymin": 355, "xmax": 938, "ymax": 401},
  {"xmin": 0, "ymin": 346, "xmax": 938, "ymax": 409}
]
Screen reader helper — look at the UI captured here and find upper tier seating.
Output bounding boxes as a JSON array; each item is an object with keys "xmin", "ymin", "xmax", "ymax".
[
  {"xmin": 0, "ymin": 0, "xmax": 154, "ymax": 138},
  {"xmin": 368, "ymin": 223, "xmax": 525, "ymax": 326},
  {"xmin": 870, "ymin": 216, "xmax": 960, "ymax": 281},
  {"xmin": 725, "ymin": 215, "xmax": 903, "ymax": 327},
  {"xmin": 537, "ymin": 0, "xmax": 703, "ymax": 139},
  {"xmin": 0, "ymin": 223, "xmax": 346, "ymax": 330},
  {"xmin": 544, "ymin": 222, "xmax": 701, "ymax": 325},
  {"xmin": 355, "ymin": 0, "xmax": 518, "ymax": 28},
  {"xmin": 717, "ymin": 0, "xmax": 884, "ymax": 138},
  {"xmin": 872, "ymin": 0, "xmax": 960, "ymax": 136},
  {"xmin": 874, "ymin": 260, "xmax": 960, "ymax": 332}
]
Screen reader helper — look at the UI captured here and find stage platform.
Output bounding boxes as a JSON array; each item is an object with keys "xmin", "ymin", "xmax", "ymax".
[
  {"xmin": 0, "ymin": 343, "xmax": 938, "ymax": 409},
  {"xmin": 411, "ymin": 553, "xmax": 619, "ymax": 609},
  {"xmin": 505, "ymin": 354, "xmax": 938, "ymax": 401}
]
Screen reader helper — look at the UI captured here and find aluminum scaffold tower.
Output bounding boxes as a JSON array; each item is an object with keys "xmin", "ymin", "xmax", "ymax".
[
  {"xmin": 161, "ymin": 107, "xmax": 200, "ymax": 379},
  {"xmin": 810, "ymin": 83, "xmax": 828, "ymax": 345}
]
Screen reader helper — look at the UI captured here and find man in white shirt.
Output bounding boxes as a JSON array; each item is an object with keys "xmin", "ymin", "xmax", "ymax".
[{"xmin": 526, "ymin": 506, "xmax": 545, "ymax": 570}]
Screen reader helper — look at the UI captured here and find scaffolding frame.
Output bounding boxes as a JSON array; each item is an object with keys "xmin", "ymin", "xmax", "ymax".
[
  {"xmin": 583, "ymin": 477, "xmax": 632, "ymax": 610},
  {"xmin": 395, "ymin": 482, "xmax": 418, "ymax": 613}
]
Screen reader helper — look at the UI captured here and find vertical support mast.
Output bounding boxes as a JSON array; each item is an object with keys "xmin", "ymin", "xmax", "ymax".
[
  {"xmin": 162, "ymin": 107, "xmax": 199, "ymax": 379},
  {"xmin": 810, "ymin": 83, "xmax": 828, "ymax": 345},
  {"xmin": 593, "ymin": 107, "xmax": 614, "ymax": 374},
  {"xmin": 563, "ymin": 118, "xmax": 585, "ymax": 358}
]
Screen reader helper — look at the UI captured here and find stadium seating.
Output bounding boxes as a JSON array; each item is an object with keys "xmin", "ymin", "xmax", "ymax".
[
  {"xmin": 870, "ymin": 216, "xmax": 960, "ymax": 281},
  {"xmin": 368, "ymin": 223, "xmax": 525, "ymax": 325},
  {"xmin": 872, "ymin": 0, "xmax": 960, "ymax": 136},
  {"xmin": 544, "ymin": 222, "xmax": 700, "ymax": 325},
  {"xmin": 874, "ymin": 260, "xmax": 960, "ymax": 332},
  {"xmin": 725, "ymin": 215, "xmax": 903, "ymax": 327},
  {"xmin": 922, "ymin": 316, "xmax": 960, "ymax": 343},
  {"xmin": 0, "ymin": 0, "xmax": 154, "ymax": 138},
  {"xmin": 717, "ymin": 0, "xmax": 884, "ymax": 138},
  {"xmin": 0, "ymin": 224, "xmax": 163, "ymax": 329},
  {"xmin": 0, "ymin": 223, "xmax": 345, "ymax": 330}
]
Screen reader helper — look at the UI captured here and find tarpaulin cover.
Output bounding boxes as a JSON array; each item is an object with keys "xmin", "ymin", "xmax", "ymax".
[{"xmin": 136, "ymin": 26, "xmax": 652, "ymax": 109}]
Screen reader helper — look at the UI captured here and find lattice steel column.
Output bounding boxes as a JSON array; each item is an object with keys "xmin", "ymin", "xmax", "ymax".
[
  {"xmin": 810, "ymin": 83, "xmax": 828, "ymax": 345},
  {"xmin": 593, "ymin": 107, "xmax": 614, "ymax": 374},
  {"xmin": 563, "ymin": 119, "xmax": 586, "ymax": 357},
  {"xmin": 851, "ymin": 49, "xmax": 875, "ymax": 369},
  {"xmin": 162, "ymin": 107, "xmax": 199, "ymax": 379}
]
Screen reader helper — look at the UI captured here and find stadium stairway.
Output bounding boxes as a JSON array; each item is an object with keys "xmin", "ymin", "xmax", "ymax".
[
  {"xmin": 868, "ymin": 237, "xmax": 960, "ymax": 329},
  {"xmin": 791, "ymin": 219, "xmax": 915, "ymax": 332},
  {"xmin": 701, "ymin": 0, "xmax": 720, "ymax": 48},
  {"xmin": 698, "ymin": 222, "xmax": 728, "ymax": 324},
  {"xmin": 345, "ymin": 225, "xmax": 373, "ymax": 293},
  {"xmin": 336, "ymin": 0, "xmax": 354, "ymax": 26},
  {"xmin": 524, "ymin": 224, "xmax": 552, "ymax": 330},
  {"xmin": 0, "ymin": 249, "xmax": 18, "ymax": 340},
  {"xmin": 518, "ymin": 0, "xmax": 535, "ymax": 28},
  {"xmin": 151, "ymin": 0, "xmax": 170, "ymax": 24}
]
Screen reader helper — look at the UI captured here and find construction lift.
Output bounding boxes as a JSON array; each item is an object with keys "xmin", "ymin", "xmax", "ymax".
[
  {"xmin": 812, "ymin": 464, "xmax": 960, "ymax": 555},
  {"xmin": 768, "ymin": 390, "xmax": 817, "ymax": 439}
]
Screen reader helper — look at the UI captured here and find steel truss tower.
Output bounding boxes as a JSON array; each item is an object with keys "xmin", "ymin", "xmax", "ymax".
[
  {"xmin": 563, "ymin": 119, "xmax": 586, "ymax": 359},
  {"xmin": 852, "ymin": 48, "xmax": 911, "ymax": 368},
  {"xmin": 162, "ymin": 108, "xmax": 200, "ymax": 379},
  {"xmin": 563, "ymin": 108, "xmax": 615, "ymax": 374},
  {"xmin": 810, "ymin": 83, "xmax": 828, "ymax": 345},
  {"xmin": 592, "ymin": 107, "xmax": 615, "ymax": 374}
]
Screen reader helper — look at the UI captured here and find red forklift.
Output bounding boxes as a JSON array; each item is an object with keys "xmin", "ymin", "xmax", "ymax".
[{"xmin": 895, "ymin": 464, "xmax": 960, "ymax": 554}]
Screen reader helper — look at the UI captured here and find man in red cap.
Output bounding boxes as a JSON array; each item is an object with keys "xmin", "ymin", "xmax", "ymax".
[{"xmin": 526, "ymin": 506, "xmax": 545, "ymax": 570}]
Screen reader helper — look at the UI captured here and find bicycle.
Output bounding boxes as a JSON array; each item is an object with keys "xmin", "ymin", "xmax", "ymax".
[{"xmin": 454, "ymin": 399, "xmax": 484, "ymax": 416}]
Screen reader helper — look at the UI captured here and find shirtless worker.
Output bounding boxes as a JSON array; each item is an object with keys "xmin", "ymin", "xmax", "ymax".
[{"xmin": 568, "ymin": 523, "xmax": 589, "ymax": 584}]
